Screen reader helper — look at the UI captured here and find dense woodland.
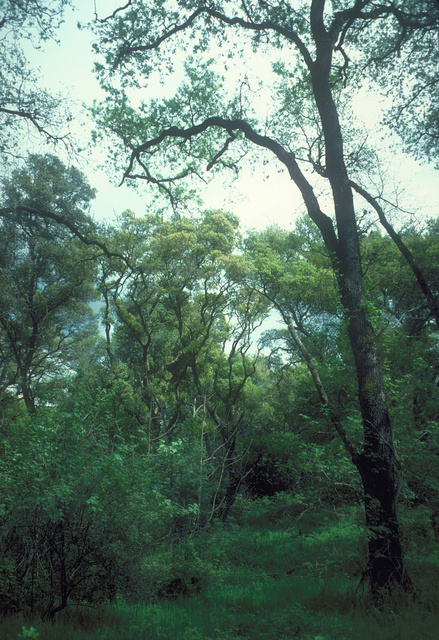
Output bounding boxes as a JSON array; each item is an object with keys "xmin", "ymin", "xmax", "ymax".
[{"xmin": 1, "ymin": 1, "xmax": 439, "ymax": 639}]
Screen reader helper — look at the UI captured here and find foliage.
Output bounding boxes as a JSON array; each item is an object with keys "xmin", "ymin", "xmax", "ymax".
[
  {"xmin": 90, "ymin": 0, "xmax": 439, "ymax": 595},
  {"xmin": 99, "ymin": 209, "xmax": 269, "ymax": 520},
  {"xmin": 1, "ymin": 178, "xmax": 438, "ymax": 617},
  {"xmin": 0, "ymin": 372, "xmax": 218, "ymax": 618},
  {"xmin": 0, "ymin": 154, "xmax": 98, "ymax": 412},
  {"xmin": 0, "ymin": 0, "xmax": 73, "ymax": 164},
  {"xmin": 0, "ymin": 0, "xmax": 438, "ymax": 626},
  {"xmin": 1, "ymin": 500, "xmax": 438, "ymax": 638},
  {"xmin": 366, "ymin": 2, "xmax": 439, "ymax": 167},
  {"xmin": 2, "ymin": 198, "xmax": 436, "ymax": 617},
  {"xmin": 0, "ymin": 409, "xmax": 142, "ymax": 617}
]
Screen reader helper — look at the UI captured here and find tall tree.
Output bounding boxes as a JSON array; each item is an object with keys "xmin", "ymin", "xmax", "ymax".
[
  {"xmin": 100, "ymin": 209, "xmax": 268, "ymax": 520},
  {"xmin": 89, "ymin": 0, "xmax": 438, "ymax": 597},
  {"xmin": 0, "ymin": 154, "xmax": 98, "ymax": 412}
]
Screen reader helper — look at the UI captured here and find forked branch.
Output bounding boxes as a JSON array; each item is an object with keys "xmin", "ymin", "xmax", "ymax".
[{"xmin": 123, "ymin": 116, "xmax": 339, "ymax": 255}]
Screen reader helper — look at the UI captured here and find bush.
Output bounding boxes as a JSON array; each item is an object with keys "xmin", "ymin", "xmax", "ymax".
[{"xmin": 0, "ymin": 408, "xmax": 172, "ymax": 618}]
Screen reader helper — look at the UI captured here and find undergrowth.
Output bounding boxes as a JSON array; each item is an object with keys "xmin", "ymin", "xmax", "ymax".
[{"xmin": 1, "ymin": 497, "xmax": 438, "ymax": 640}]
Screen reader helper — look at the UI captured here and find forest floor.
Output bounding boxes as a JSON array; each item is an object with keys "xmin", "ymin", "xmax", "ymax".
[{"xmin": 2, "ymin": 495, "xmax": 439, "ymax": 640}]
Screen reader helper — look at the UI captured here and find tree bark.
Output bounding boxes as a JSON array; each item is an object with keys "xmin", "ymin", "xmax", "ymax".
[{"xmin": 308, "ymin": 0, "xmax": 408, "ymax": 596}]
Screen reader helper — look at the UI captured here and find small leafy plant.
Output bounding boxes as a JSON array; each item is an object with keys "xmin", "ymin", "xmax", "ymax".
[{"xmin": 18, "ymin": 627, "xmax": 39, "ymax": 639}]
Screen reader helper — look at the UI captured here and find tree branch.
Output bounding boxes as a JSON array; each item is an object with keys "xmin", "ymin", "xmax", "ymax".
[
  {"xmin": 123, "ymin": 116, "xmax": 339, "ymax": 255},
  {"xmin": 0, "ymin": 106, "xmax": 70, "ymax": 145},
  {"xmin": 112, "ymin": 5, "xmax": 313, "ymax": 71},
  {"xmin": 284, "ymin": 310, "xmax": 360, "ymax": 464},
  {"xmin": 350, "ymin": 179, "xmax": 439, "ymax": 329},
  {"xmin": 94, "ymin": 0, "xmax": 132, "ymax": 24},
  {"xmin": 0, "ymin": 206, "xmax": 129, "ymax": 266}
]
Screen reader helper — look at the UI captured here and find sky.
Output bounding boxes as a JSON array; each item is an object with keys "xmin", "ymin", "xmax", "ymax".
[{"xmin": 25, "ymin": 1, "xmax": 439, "ymax": 232}]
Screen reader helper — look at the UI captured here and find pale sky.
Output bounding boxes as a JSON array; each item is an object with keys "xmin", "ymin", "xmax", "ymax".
[{"xmin": 25, "ymin": 1, "xmax": 439, "ymax": 231}]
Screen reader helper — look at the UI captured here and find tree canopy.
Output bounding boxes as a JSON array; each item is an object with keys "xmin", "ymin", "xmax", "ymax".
[
  {"xmin": 0, "ymin": 0, "xmax": 72, "ymax": 165},
  {"xmin": 0, "ymin": 154, "xmax": 98, "ymax": 412}
]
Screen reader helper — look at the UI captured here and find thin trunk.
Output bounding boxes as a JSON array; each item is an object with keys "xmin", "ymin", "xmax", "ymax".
[
  {"xmin": 218, "ymin": 438, "xmax": 241, "ymax": 522},
  {"xmin": 350, "ymin": 179, "xmax": 439, "ymax": 330},
  {"xmin": 284, "ymin": 311, "xmax": 359, "ymax": 464},
  {"xmin": 103, "ymin": 289, "xmax": 114, "ymax": 365},
  {"xmin": 20, "ymin": 369, "xmax": 36, "ymax": 413}
]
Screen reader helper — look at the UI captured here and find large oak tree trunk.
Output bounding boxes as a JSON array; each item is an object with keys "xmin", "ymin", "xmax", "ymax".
[
  {"xmin": 309, "ymin": 0, "xmax": 408, "ymax": 596},
  {"xmin": 329, "ymin": 203, "xmax": 408, "ymax": 594}
]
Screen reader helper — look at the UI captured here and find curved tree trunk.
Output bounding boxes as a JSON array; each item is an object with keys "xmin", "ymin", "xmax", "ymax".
[{"xmin": 308, "ymin": 0, "xmax": 408, "ymax": 596}]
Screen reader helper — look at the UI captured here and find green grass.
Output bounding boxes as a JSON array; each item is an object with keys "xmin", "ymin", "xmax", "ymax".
[{"xmin": 2, "ymin": 501, "xmax": 439, "ymax": 640}]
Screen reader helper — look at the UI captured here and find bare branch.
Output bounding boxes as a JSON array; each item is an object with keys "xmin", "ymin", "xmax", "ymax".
[{"xmin": 0, "ymin": 106, "xmax": 70, "ymax": 146}]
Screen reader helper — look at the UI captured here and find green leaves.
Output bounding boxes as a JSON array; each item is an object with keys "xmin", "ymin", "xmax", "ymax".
[
  {"xmin": 0, "ymin": 385, "xmax": 198, "ymax": 616},
  {"xmin": 0, "ymin": 154, "xmax": 98, "ymax": 411},
  {"xmin": 245, "ymin": 222, "xmax": 338, "ymax": 317},
  {"xmin": 0, "ymin": 1, "xmax": 73, "ymax": 163}
]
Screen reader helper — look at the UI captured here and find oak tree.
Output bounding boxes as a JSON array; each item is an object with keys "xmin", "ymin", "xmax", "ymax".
[
  {"xmin": 90, "ymin": 0, "xmax": 439, "ymax": 597},
  {"xmin": 0, "ymin": 154, "xmax": 98, "ymax": 412}
]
